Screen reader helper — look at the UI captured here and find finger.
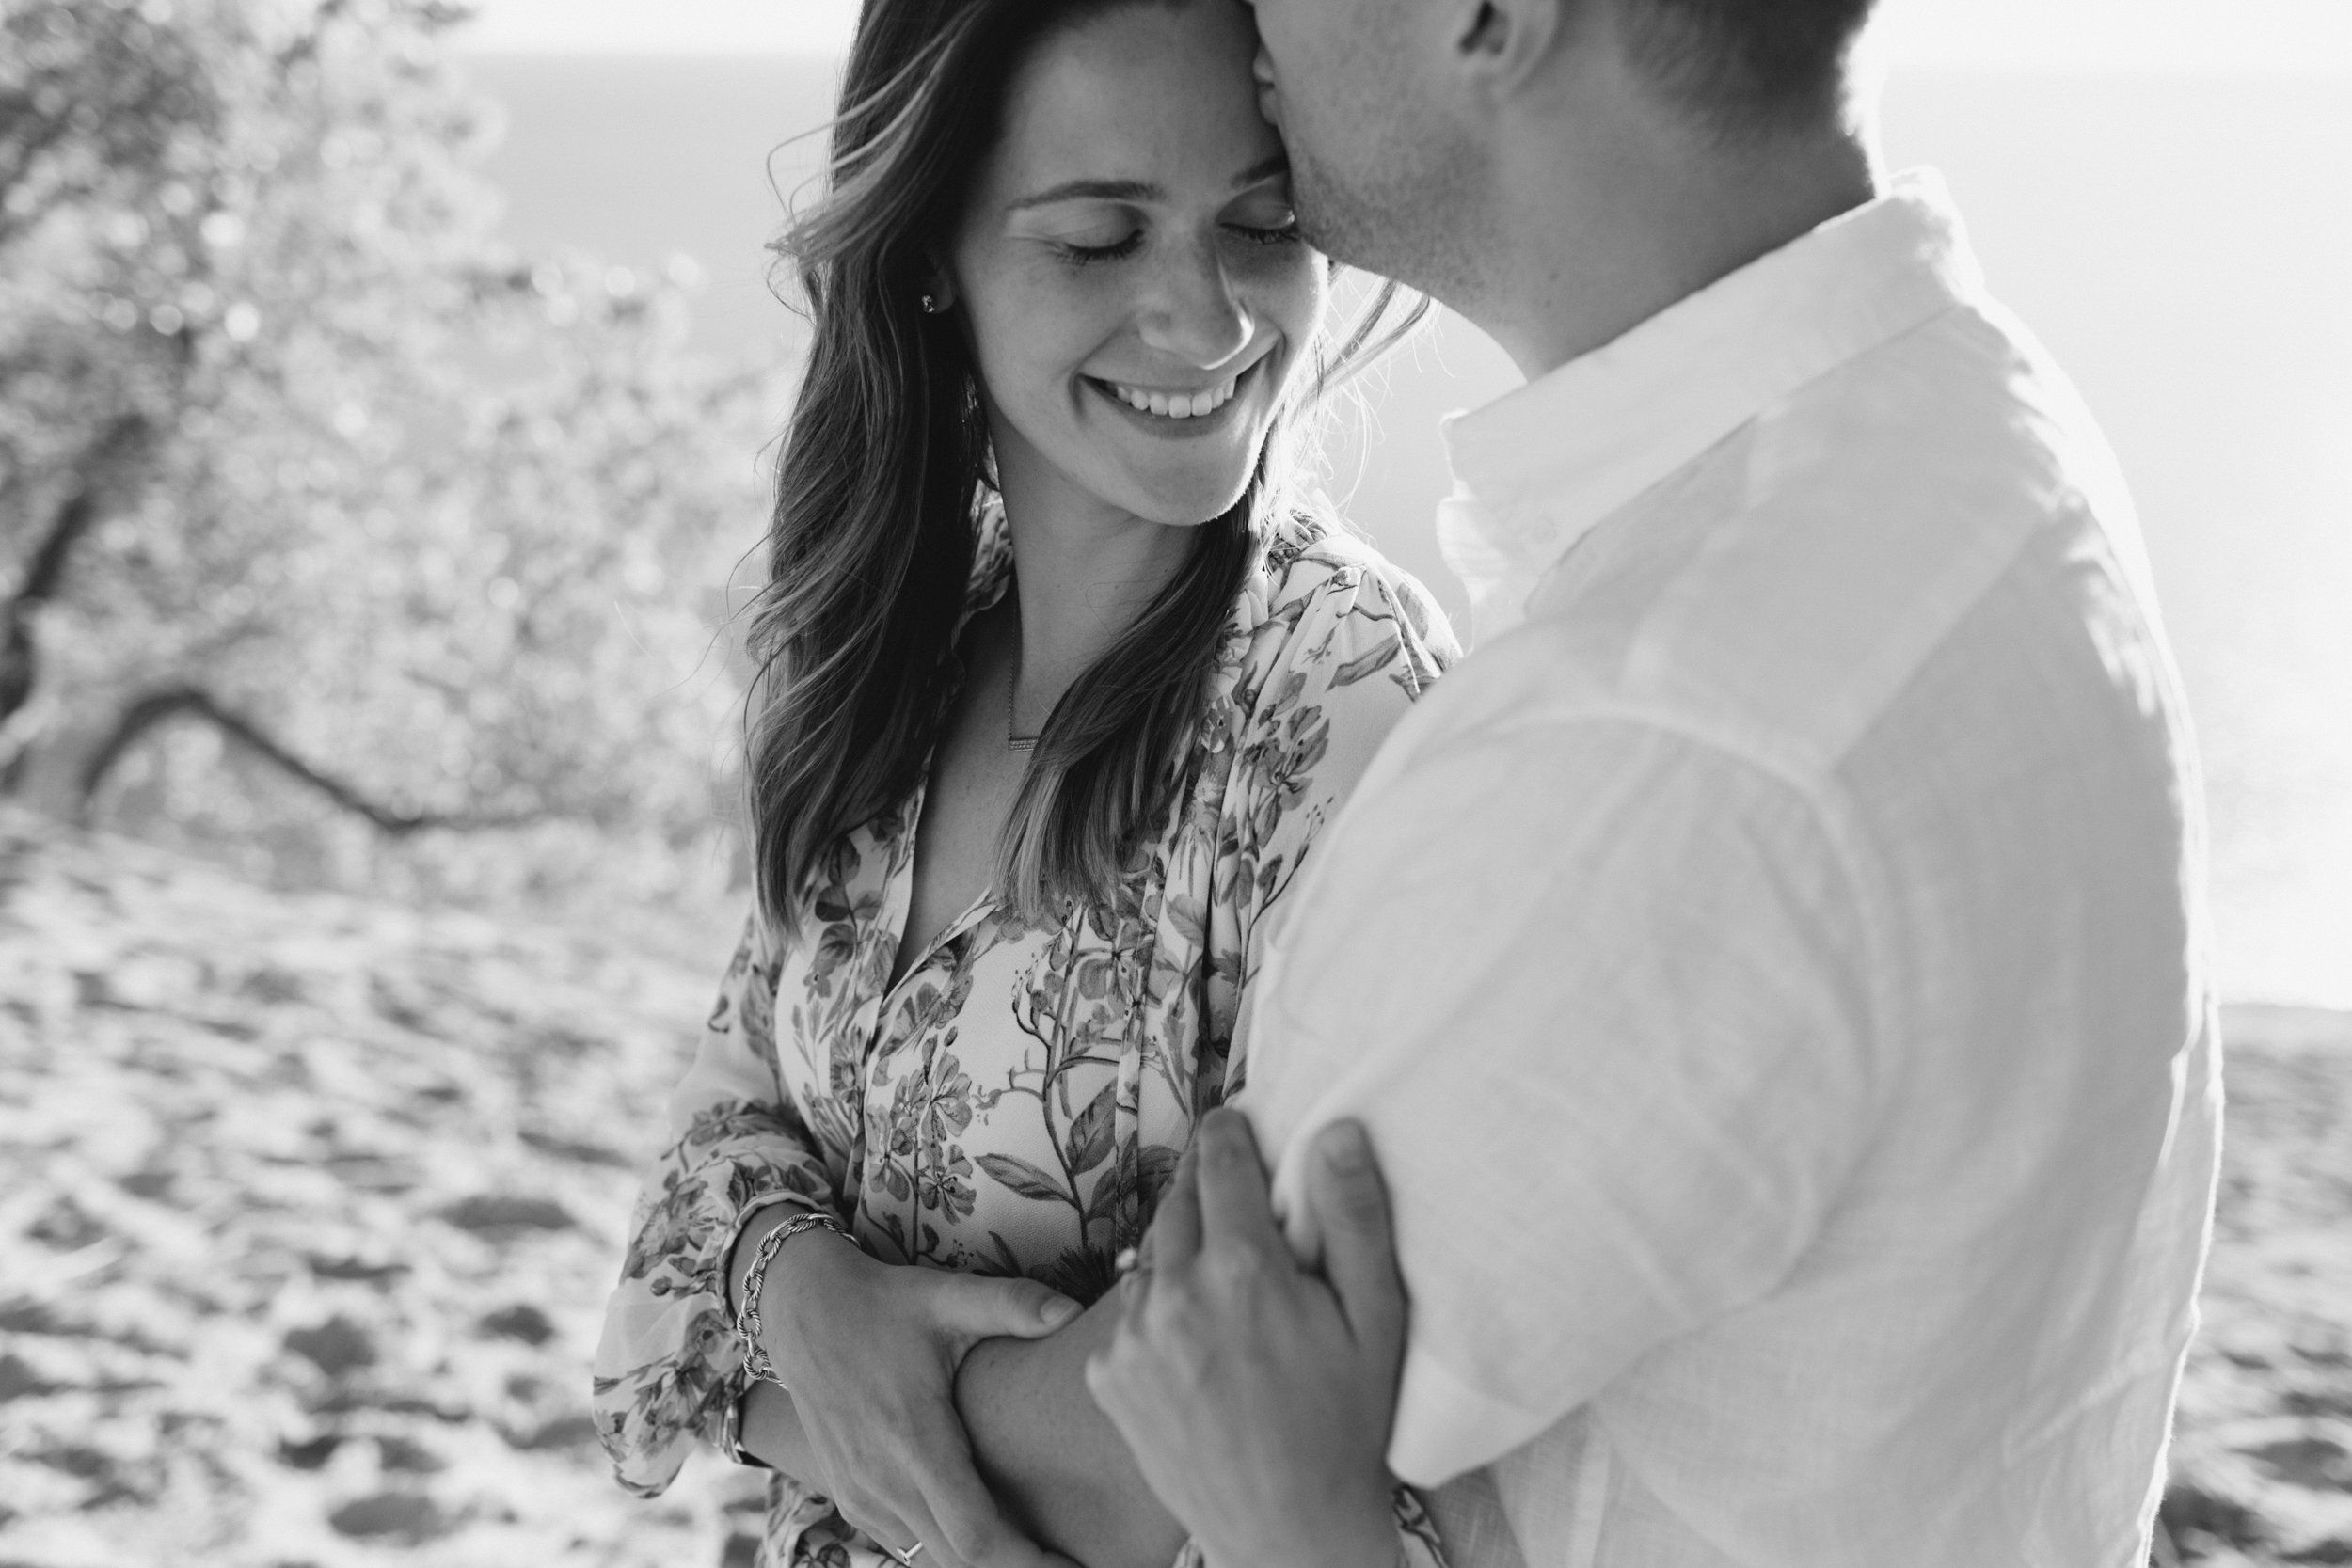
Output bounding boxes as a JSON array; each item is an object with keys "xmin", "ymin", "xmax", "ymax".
[
  {"xmin": 1304, "ymin": 1118, "xmax": 1406, "ymax": 1356},
  {"xmin": 834, "ymin": 1487, "xmax": 924, "ymax": 1565},
  {"xmin": 812, "ymin": 1418, "xmax": 958, "ymax": 1567},
  {"xmin": 858, "ymin": 1479, "xmax": 963, "ymax": 1568},
  {"xmin": 1083, "ymin": 1333, "xmax": 1144, "ymax": 1432},
  {"xmin": 1192, "ymin": 1107, "xmax": 1285, "ymax": 1257},
  {"xmin": 914, "ymin": 1422, "xmax": 1057, "ymax": 1568},
  {"xmin": 1114, "ymin": 1259, "xmax": 1150, "ymax": 1321},
  {"xmin": 928, "ymin": 1272, "xmax": 1084, "ymax": 1349},
  {"xmin": 1147, "ymin": 1134, "xmax": 1204, "ymax": 1273}
]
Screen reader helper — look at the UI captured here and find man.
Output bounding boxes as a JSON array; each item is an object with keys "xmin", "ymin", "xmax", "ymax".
[{"xmin": 1086, "ymin": 0, "xmax": 2221, "ymax": 1564}]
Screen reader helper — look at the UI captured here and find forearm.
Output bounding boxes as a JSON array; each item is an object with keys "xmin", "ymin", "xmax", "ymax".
[
  {"xmin": 723, "ymin": 1203, "xmax": 850, "ymax": 1484},
  {"xmin": 956, "ymin": 1292, "xmax": 1187, "ymax": 1568}
]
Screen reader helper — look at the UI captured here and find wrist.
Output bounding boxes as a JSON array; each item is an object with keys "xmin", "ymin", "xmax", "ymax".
[
  {"xmin": 733, "ymin": 1208, "xmax": 857, "ymax": 1388},
  {"xmin": 755, "ymin": 1222, "xmax": 860, "ymax": 1332},
  {"xmin": 724, "ymin": 1200, "xmax": 813, "ymax": 1315}
]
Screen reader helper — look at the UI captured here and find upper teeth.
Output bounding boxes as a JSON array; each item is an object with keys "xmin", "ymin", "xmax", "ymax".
[{"xmin": 1107, "ymin": 372, "xmax": 1242, "ymax": 419}]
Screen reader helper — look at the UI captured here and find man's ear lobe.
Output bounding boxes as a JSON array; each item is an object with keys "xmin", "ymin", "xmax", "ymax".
[{"xmin": 1454, "ymin": 0, "xmax": 1566, "ymax": 101}]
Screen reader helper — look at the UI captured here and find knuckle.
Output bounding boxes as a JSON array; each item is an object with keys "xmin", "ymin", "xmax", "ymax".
[
  {"xmin": 1334, "ymin": 1177, "xmax": 1391, "ymax": 1227},
  {"xmin": 1200, "ymin": 1242, "xmax": 1263, "ymax": 1291},
  {"xmin": 1201, "ymin": 1121, "xmax": 1252, "ymax": 1168}
]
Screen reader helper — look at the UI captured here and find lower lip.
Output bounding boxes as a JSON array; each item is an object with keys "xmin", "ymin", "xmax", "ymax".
[{"xmin": 1085, "ymin": 362, "xmax": 1261, "ymax": 441}]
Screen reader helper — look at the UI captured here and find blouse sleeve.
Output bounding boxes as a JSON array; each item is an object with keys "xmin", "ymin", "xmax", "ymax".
[
  {"xmin": 591, "ymin": 912, "xmax": 842, "ymax": 1497},
  {"xmin": 1214, "ymin": 540, "xmax": 1460, "ymax": 1105}
]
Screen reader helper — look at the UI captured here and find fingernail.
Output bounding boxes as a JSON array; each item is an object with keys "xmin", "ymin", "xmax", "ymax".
[
  {"xmin": 1041, "ymin": 1295, "xmax": 1082, "ymax": 1327},
  {"xmin": 1320, "ymin": 1119, "xmax": 1373, "ymax": 1170}
]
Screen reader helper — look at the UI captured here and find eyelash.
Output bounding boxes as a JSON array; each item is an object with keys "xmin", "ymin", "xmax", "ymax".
[
  {"xmin": 1058, "ymin": 231, "xmax": 1145, "ymax": 266},
  {"xmin": 1234, "ymin": 221, "xmax": 1303, "ymax": 248},
  {"xmin": 1056, "ymin": 222, "xmax": 1303, "ymax": 267}
]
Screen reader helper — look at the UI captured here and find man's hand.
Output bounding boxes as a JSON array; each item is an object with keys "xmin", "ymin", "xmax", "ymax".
[
  {"xmin": 1085, "ymin": 1110, "xmax": 1407, "ymax": 1568},
  {"xmin": 734, "ymin": 1214, "xmax": 1083, "ymax": 1568}
]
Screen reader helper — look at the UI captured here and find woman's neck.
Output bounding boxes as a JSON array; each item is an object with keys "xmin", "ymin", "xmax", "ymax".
[{"xmin": 996, "ymin": 477, "xmax": 1197, "ymax": 705}]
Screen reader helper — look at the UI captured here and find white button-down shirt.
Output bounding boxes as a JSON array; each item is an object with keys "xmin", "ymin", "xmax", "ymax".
[{"xmin": 1241, "ymin": 171, "xmax": 2221, "ymax": 1568}]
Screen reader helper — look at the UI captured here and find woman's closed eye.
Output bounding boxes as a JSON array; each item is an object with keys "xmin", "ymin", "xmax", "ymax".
[
  {"xmin": 1222, "ymin": 190, "xmax": 1300, "ymax": 248},
  {"xmin": 1227, "ymin": 216, "xmax": 1301, "ymax": 246},
  {"xmin": 1056, "ymin": 226, "xmax": 1146, "ymax": 265}
]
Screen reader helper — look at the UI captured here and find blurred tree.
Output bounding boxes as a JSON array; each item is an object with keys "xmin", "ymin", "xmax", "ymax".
[{"xmin": 0, "ymin": 0, "xmax": 774, "ymax": 907}]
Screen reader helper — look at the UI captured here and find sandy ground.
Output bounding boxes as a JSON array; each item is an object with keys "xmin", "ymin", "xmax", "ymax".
[{"xmin": 1, "ymin": 806, "xmax": 2347, "ymax": 1566}]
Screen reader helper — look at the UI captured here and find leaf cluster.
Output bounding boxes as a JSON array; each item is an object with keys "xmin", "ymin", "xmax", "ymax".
[{"xmin": 1, "ymin": 0, "xmax": 787, "ymax": 915}]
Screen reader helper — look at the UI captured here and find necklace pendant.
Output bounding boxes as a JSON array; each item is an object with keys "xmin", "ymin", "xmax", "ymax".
[{"xmin": 1007, "ymin": 734, "xmax": 1038, "ymax": 754}]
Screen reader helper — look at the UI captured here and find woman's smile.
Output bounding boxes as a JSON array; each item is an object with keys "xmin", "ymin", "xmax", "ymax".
[{"xmin": 1083, "ymin": 356, "xmax": 1268, "ymax": 438}]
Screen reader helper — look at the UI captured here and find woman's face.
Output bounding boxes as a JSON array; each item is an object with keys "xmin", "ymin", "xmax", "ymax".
[{"xmin": 949, "ymin": 0, "xmax": 1326, "ymax": 531}]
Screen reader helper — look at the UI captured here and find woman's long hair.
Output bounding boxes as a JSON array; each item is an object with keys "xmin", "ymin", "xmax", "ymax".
[{"xmin": 747, "ymin": 0, "xmax": 1422, "ymax": 935}]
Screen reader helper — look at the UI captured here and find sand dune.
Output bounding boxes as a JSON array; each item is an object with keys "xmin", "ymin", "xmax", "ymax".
[{"xmin": 2, "ymin": 807, "xmax": 2345, "ymax": 1565}]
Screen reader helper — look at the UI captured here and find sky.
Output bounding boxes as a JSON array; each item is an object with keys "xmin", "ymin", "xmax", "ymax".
[{"xmin": 453, "ymin": 0, "xmax": 2352, "ymax": 74}]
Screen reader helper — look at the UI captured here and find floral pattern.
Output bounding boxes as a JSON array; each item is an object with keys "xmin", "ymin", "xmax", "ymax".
[{"xmin": 593, "ymin": 506, "xmax": 1457, "ymax": 1566}]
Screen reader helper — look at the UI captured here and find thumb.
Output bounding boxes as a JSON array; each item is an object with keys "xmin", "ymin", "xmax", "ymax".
[
  {"xmin": 929, "ymin": 1271, "xmax": 1085, "ymax": 1344},
  {"xmin": 1304, "ymin": 1119, "xmax": 1406, "ymax": 1358}
]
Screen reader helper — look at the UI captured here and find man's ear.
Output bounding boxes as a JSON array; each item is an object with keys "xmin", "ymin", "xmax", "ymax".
[{"xmin": 1453, "ymin": 0, "xmax": 1569, "ymax": 103}]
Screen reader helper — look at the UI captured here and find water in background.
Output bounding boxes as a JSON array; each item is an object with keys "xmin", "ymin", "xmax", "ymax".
[{"xmin": 467, "ymin": 56, "xmax": 2352, "ymax": 1008}]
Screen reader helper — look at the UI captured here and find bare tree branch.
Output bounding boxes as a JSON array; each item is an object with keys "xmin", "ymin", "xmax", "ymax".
[
  {"xmin": 0, "ymin": 414, "xmax": 151, "ymax": 725},
  {"xmin": 77, "ymin": 684, "xmax": 542, "ymax": 836}
]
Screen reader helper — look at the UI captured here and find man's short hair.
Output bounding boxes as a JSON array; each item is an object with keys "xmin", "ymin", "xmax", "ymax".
[{"xmin": 1623, "ymin": 0, "xmax": 1878, "ymax": 136}]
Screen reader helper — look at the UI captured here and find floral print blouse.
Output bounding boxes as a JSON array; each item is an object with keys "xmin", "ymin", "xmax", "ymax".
[{"xmin": 594, "ymin": 507, "xmax": 1458, "ymax": 1568}]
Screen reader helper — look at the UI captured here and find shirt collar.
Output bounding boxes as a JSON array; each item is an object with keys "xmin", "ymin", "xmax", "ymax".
[{"xmin": 1438, "ymin": 168, "xmax": 1986, "ymax": 641}]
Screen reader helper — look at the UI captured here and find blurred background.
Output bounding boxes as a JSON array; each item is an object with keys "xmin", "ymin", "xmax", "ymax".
[{"xmin": 2, "ymin": 1, "xmax": 2348, "ymax": 1564}]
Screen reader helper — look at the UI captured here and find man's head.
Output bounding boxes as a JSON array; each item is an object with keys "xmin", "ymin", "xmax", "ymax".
[{"xmin": 1246, "ymin": 0, "xmax": 1877, "ymax": 304}]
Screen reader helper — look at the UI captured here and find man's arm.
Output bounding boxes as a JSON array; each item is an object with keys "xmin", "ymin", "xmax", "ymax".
[
  {"xmin": 954, "ymin": 1294, "xmax": 1190, "ymax": 1568},
  {"xmin": 1244, "ymin": 714, "xmax": 1875, "ymax": 1484}
]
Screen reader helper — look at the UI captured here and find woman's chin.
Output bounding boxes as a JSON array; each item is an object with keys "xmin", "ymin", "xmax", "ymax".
[
  {"xmin": 1110, "ymin": 460, "xmax": 1262, "ymax": 530},
  {"xmin": 1128, "ymin": 485, "xmax": 1252, "ymax": 530}
]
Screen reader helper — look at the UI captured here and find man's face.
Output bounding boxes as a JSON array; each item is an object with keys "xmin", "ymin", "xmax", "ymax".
[{"xmin": 1245, "ymin": 0, "xmax": 1484, "ymax": 297}]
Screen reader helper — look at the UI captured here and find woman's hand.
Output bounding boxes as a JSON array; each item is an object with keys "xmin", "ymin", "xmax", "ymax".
[
  {"xmin": 739, "ymin": 1214, "xmax": 1085, "ymax": 1568},
  {"xmin": 1085, "ymin": 1110, "xmax": 1408, "ymax": 1568}
]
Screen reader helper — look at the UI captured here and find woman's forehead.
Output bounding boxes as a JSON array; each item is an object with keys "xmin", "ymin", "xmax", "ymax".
[{"xmin": 983, "ymin": 1, "xmax": 1282, "ymax": 208}]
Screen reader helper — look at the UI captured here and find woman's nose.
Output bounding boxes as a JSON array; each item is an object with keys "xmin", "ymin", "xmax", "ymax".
[{"xmin": 1135, "ymin": 242, "xmax": 1254, "ymax": 369}]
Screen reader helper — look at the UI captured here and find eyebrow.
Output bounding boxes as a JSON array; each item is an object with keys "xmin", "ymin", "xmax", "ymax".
[{"xmin": 1006, "ymin": 155, "xmax": 1290, "ymax": 213}]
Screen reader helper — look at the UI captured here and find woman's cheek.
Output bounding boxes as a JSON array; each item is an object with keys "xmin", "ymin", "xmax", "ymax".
[{"xmin": 1247, "ymin": 254, "xmax": 1327, "ymax": 393}]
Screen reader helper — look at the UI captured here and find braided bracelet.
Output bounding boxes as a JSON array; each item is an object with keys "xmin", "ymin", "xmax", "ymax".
[{"xmin": 733, "ymin": 1206, "xmax": 850, "ymax": 1387}]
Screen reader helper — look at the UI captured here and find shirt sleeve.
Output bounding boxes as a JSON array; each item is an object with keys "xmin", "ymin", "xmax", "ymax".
[
  {"xmin": 1213, "ymin": 547, "xmax": 1460, "ymax": 1106},
  {"xmin": 591, "ymin": 912, "xmax": 843, "ymax": 1497},
  {"xmin": 1245, "ymin": 714, "xmax": 1877, "ymax": 1486}
]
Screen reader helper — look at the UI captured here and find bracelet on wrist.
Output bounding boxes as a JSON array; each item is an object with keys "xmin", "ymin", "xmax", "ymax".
[{"xmin": 733, "ymin": 1207, "xmax": 850, "ymax": 1388}]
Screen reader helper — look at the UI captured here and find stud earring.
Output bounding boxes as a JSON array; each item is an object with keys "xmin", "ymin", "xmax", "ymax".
[{"xmin": 920, "ymin": 293, "xmax": 941, "ymax": 315}]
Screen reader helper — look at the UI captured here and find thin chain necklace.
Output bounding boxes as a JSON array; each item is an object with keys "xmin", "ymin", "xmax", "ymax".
[{"xmin": 1006, "ymin": 648, "xmax": 1038, "ymax": 754}]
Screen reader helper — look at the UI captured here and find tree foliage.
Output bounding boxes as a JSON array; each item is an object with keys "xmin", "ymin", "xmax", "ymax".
[{"xmin": 0, "ymin": 0, "xmax": 778, "ymax": 910}]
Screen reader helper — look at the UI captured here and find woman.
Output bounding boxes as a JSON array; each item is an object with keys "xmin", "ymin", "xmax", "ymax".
[{"xmin": 592, "ymin": 1, "xmax": 1455, "ymax": 1563}]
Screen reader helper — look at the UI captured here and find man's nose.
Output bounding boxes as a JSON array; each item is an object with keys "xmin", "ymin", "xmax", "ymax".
[
  {"xmin": 1136, "ymin": 241, "xmax": 1255, "ymax": 369},
  {"xmin": 1253, "ymin": 45, "xmax": 1284, "ymax": 130}
]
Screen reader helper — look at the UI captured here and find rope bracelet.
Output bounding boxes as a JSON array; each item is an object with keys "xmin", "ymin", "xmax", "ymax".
[{"xmin": 733, "ymin": 1206, "xmax": 851, "ymax": 1388}]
